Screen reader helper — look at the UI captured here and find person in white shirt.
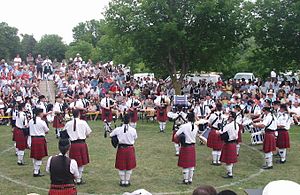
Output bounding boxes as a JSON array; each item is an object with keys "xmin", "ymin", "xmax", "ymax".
[
  {"xmin": 289, "ymin": 101, "xmax": 300, "ymax": 125},
  {"xmin": 233, "ymin": 105, "xmax": 243, "ymax": 156},
  {"xmin": 73, "ymin": 53, "xmax": 82, "ymax": 67},
  {"xmin": 101, "ymin": 92, "xmax": 115, "ymax": 135},
  {"xmin": 110, "ymin": 114, "xmax": 137, "ymax": 187},
  {"xmin": 13, "ymin": 54, "xmax": 22, "ymax": 67},
  {"xmin": 193, "ymin": 98, "xmax": 211, "ymax": 120},
  {"xmin": 15, "ymin": 103, "xmax": 29, "ymax": 165},
  {"xmin": 253, "ymin": 107, "xmax": 277, "ymax": 169},
  {"xmin": 46, "ymin": 138, "xmax": 79, "ymax": 194},
  {"xmin": 29, "ymin": 108, "xmax": 49, "ymax": 177},
  {"xmin": 207, "ymin": 103, "xmax": 225, "ymax": 165},
  {"xmin": 42, "ymin": 56, "xmax": 53, "ymax": 80},
  {"xmin": 220, "ymin": 111, "xmax": 239, "ymax": 178},
  {"xmin": 175, "ymin": 112, "xmax": 198, "ymax": 184},
  {"xmin": 52, "ymin": 96, "xmax": 65, "ymax": 138},
  {"xmin": 64, "ymin": 109, "xmax": 92, "ymax": 184},
  {"xmin": 74, "ymin": 92, "xmax": 89, "ymax": 120},
  {"xmin": 154, "ymin": 92, "xmax": 170, "ymax": 132},
  {"xmin": 276, "ymin": 104, "xmax": 292, "ymax": 164},
  {"xmin": 126, "ymin": 95, "xmax": 141, "ymax": 128}
]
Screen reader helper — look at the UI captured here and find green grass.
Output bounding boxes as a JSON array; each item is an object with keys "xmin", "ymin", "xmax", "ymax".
[{"xmin": 0, "ymin": 120, "xmax": 300, "ymax": 195}]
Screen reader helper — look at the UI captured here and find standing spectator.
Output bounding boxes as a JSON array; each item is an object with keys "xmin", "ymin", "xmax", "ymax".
[
  {"xmin": 26, "ymin": 53, "xmax": 34, "ymax": 65},
  {"xmin": 35, "ymin": 54, "xmax": 43, "ymax": 79},
  {"xmin": 13, "ymin": 54, "xmax": 22, "ymax": 67},
  {"xmin": 42, "ymin": 56, "xmax": 53, "ymax": 80}
]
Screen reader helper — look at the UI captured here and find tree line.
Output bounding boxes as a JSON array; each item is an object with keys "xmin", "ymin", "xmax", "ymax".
[{"xmin": 0, "ymin": 0, "xmax": 299, "ymax": 83}]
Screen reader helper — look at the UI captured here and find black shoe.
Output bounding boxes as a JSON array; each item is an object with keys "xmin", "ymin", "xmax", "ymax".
[
  {"xmin": 33, "ymin": 172, "xmax": 44, "ymax": 177},
  {"xmin": 17, "ymin": 162, "xmax": 26, "ymax": 166},
  {"xmin": 276, "ymin": 160, "xmax": 286, "ymax": 164},
  {"xmin": 262, "ymin": 165, "xmax": 273, "ymax": 170},
  {"xmin": 124, "ymin": 182, "xmax": 131, "ymax": 187},
  {"xmin": 76, "ymin": 180, "xmax": 86, "ymax": 185},
  {"xmin": 119, "ymin": 181, "xmax": 125, "ymax": 187},
  {"xmin": 211, "ymin": 162, "xmax": 221, "ymax": 166},
  {"xmin": 222, "ymin": 174, "xmax": 233, "ymax": 179},
  {"xmin": 182, "ymin": 180, "xmax": 189, "ymax": 185},
  {"xmin": 188, "ymin": 181, "xmax": 192, "ymax": 185}
]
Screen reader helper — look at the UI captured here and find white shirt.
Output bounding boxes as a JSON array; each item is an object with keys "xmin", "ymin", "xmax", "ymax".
[
  {"xmin": 208, "ymin": 111, "xmax": 224, "ymax": 129},
  {"xmin": 29, "ymin": 117, "xmax": 49, "ymax": 136},
  {"xmin": 221, "ymin": 121, "xmax": 239, "ymax": 141},
  {"xmin": 64, "ymin": 118, "xmax": 92, "ymax": 141},
  {"xmin": 235, "ymin": 112, "xmax": 243, "ymax": 125},
  {"xmin": 53, "ymin": 102, "xmax": 63, "ymax": 114},
  {"xmin": 110, "ymin": 124, "xmax": 137, "ymax": 145},
  {"xmin": 175, "ymin": 122, "xmax": 198, "ymax": 144},
  {"xmin": 46, "ymin": 153, "xmax": 79, "ymax": 179},
  {"xmin": 290, "ymin": 106, "xmax": 300, "ymax": 116},
  {"xmin": 250, "ymin": 104, "xmax": 261, "ymax": 115},
  {"xmin": 154, "ymin": 95, "xmax": 169, "ymax": 107},
  {"xmin": 16, "ymin": 111, "xmax": 28, "ymax": 128},
  {"xmin": 194, "ymin": 104, "xmax": 211, "ymax": 117},
  {"xmin": 100, "ymin": 97, "xmax": 113, "ymax": 109},
  {"xmin": 126, "ymin": 98, "xmax": 141, "ymax": 109},
  {"xmin": 277, "ymin": 112, "xmax": 291, "ymax": 130},
  {"xmin": 36, "ymin": 101, "xmax": 47, "ymax": 113},
  {"xmin": 75, "ymin": 99, "xmax": 88, "ymax": 109},
  {"xmin": 262, "ymin": 113, "xmax": 277, "ymax": 131}
]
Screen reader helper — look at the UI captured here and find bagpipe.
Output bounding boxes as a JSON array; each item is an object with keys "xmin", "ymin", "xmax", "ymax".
[{"xmin": 104, "ymin": 119, "xmax": 113, "ymax": 138}]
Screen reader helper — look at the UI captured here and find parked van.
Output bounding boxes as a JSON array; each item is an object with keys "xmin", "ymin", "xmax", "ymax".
[
  {"xmin": 133, "ymin": 73, "xmax": 155, "ymax": 80},
  {"xmin": 233, "ymin": 72, "xmax": 256, "ymax": 81}
]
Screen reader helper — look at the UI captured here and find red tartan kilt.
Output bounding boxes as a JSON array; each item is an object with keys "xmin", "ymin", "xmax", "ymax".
[
  {"xmin": 49, "ymin": 184, "xmax": 77, "ymax": 195},
  {"xmin": 53, "ymin": 116, "xmax": 64, "ymax": 128},
  {"xmin": 156, "ymin": 108, "xmax": 168, "ymax": 122},
  {"xmin": 178, "ymin": 145, "xmax": 196, "ymax": 168},
  {"xmin": 69, "ymin": 143, "xmax": 89, "ymax": 167},
  {"xmin": 128, "ymin": 110, "xmax": 138, "ymax": 123},
  {"xmin": 238, "ymin": 124, "xmax": 243, "ymax": 143},
  {"xmin": 221, "ymin": 143, "xmax": 237, "ymax": 164},
  {"xmin": 115, "ymin": 146, "xmax": 136, "ymax": 170},
  {"xmin": 30, "ymin": 137, "xmax": 48, "ymax": 160},
  {"xmin": 276, "ymin": 130, "xmax": 290, "ymax": 149},
  {"xmin": 14, "ymin": 128, "xmax": 28, "ymax": 150},
  {"xmin": 12, "ymin": 127, "xmax": 17, "ymax": 141},
  {"xmin": 79, "ymin": 111, "xmax": 87, "ymax": 120},
  {"xmin": 263, "ymin": 131, "xmax": 276, "ymax": 153},
  {"xmin": 207, "ymin": 129, "xmax": 224, "ymax": 150},
  {"xmin": 101, "ymin": 109, "xmax": 113, "ymax": 122},
  {"xmin": 172, "ymin": 131, "xmax": 179, "ymax": 144}
]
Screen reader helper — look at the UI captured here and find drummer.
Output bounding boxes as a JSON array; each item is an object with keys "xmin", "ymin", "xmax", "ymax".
[{"xmin": 194, "ymin": 98, "xmax": 211, "ymax": 120}]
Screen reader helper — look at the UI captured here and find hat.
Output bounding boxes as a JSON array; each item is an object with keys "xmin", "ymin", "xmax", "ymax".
[
  {"xmin": 262, "ymin": 180, "xmax": 300, "ymax": 195},
  {"xmin": 16, "ymin": 96, "xmax": 22, "ymax": 102}
]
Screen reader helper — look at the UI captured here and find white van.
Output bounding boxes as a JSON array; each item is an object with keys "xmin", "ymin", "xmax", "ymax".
[
  {"xmin": 234, "ymin": 72, "xmax": 256, "ymax": 81},
  {"xmin": 133, "ymin": 73, "xmax": 155, "ymax": 80},
  {"xmin": 185, "ymin": 74, "xmax": 221, "ymax": 83}
]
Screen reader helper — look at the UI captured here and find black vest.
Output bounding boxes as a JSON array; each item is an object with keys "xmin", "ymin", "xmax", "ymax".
[{"xmin": 50, "ymin": 156, "xmax": 74, "ymax": 185}]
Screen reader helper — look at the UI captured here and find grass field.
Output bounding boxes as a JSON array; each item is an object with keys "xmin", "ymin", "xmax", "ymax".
[{"xmin": 0, "ymin": 120, "xmax": 300, "ymax": 195}]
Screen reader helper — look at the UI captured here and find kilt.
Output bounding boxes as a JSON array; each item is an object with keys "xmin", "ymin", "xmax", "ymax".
[
  {"xmin": 30, "ymin": 136, "xmax": 48, "ymax": 160},
  {"xmin": 53, "ymin": 115, "xmax": 64, "ymax": 128},
  {"xmin": 276, "ymin": 130, "xmax": 290, "ymax": 149},
  {"xmin": 263, "ymin": 131, "xmax": 276, "ymax": 153},
  {"xmin": 14, "ymin": 127, "xmax": 28, "ymax": 150},
  {"xmin": 101, "ymin": 108, "xmax": 113, "ymax": 122},
  {"xmin": 220, "ymin": 143, "xmax": 237, "ymax": 164},
  {"xmin": 237, "ymin": 124, "xmax": 243, "ymax": 143},
  {"xmin": 156, "ymin": 108, "xmax": 168, "ymax": 122},
  {"xmin": 49, "ymin": 184, "xmax": 77, "ymax": 195},
  {"xmin": 172, "ymin": 131, "xmax": 179, "ymax": 144},
  {"xmin": 69, "ymin": 142, "xmax": 89, "ymax": 167},
  {"xmin": 207, "ymin": 129, "xmax": 224, "ymax": 150},
  {"xmin": 12, "ymin": 126, "xmax": 17, "ymax": 141},
  {"xmin": 128, "ymin": 110, "xmax": 138, "ymax": 123},
  {"xmin": 178, "ymin": 144, "xmax": 196, "ymax": 168},
  {"xmin": 79, "ymin": 110, "xmax": 87, "ymax": 121},
  {"xmin": 115, "ymin": 146, "xmax": 136, "ymax": 170}
]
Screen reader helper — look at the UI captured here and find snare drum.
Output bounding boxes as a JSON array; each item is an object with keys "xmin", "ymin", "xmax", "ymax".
[{"xmin": 198, "ymin": 128, "xmax": 211, "ymax": 145}]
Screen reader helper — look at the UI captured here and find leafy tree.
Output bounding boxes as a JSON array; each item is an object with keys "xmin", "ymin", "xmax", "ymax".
[
  {"xmin": 65, "ymin": 40, "xmax": 95, "ymax": 62},
  {"xmin": 250, "ymin": 0, "xmax": 300, "ymax": 71},
  {"xmin": 0, "ymin": 22, "xmax": 21, "ymax": 60},
  {"xmin": 20, "ymin": 34, "xmax": 37, "ymax": 58},
  {"xmin": 35, "ymin": 34, "xmax": 66, "ymax": 61},
  {"xmin": 105, "ymin": 0, "xmax": 250, "ymax": 93}
]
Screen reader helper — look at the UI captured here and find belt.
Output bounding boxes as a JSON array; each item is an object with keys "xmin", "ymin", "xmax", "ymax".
[
  {"xmin": 71, "ymin": 139, "xmax": 86, "ymax": 144},
  {"xmin": 118, "ymin": 144, "xmax": 133, "ymax": 148},
  {"xmin": 31, "ymin": 135, "xmax": 45, "ymax": 138},
  {"xmin": 225, "ymin": 140, "xmax": 237, "ymax": 144},
  {"xmin": 182, "ymin": 143, "xmax": 195, "ymax": 147},
  {"xmin": 265, "ymin": 129, "xmax": 275, "ymax": 133},
  {"xmin": 277, "ymin": 128, "xmax": 288, "ymax": 131},
  {"xmin": 50, "ymin": 184, "xmax": 75, "ymax": 190}
]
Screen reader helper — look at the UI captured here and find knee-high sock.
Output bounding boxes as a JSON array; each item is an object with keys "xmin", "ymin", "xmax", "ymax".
[
  {"xmin": 279, "ymin": 148, "xmax": 287, "ymax": 161},
  {"xmin": 125, "ymin": 170, "xmax": 132, "ymax": 184},
  {"xmin": 159, "ymin": 122, "xmax": 163, "ymax": 131},
  {"xmin": 119, "ymin": 170, "xmax": 126, "ymax": 184},
  {"xmin": 236, "ymin": 144, "xmax": 240, "ymax": 155},
  {"xmin": 188, "ymin": 167, "xmax": 195, "ymax": 182},
  {"xmin": 14, "ymin": 142, "xmax": 18, "ymax": 154},
  {"xmin": 225, "ymin": 164, "xmax": 233, "ymax": 176},
  {"xmin": 33, "ymin": 159, "xmax": 42, "ymax": 174},
  {"xmin": 162, "ymin": 122, "xmax": 166, "ymax": 131},
  {"xmin": 77, "ymin": 166, "xmax": 84, "ymax": 181},
  {"xmin": 212, "ymin": 151, "xmax": 218, "ymax": 163},
  {"xmin": 129, "ymin": 123, "xmax": 137, "ymax": 129},
  {"xmin": 174, "ymin": 144, "xmax": 180, "ymax": 155},
  {"xmin": 17, "ymin": 150, "xmax": 24, "ymax": 163},
  {"xmin": 217, "ymin": 151, "xmax": 222, "ymax": 163},
  {"xmin": 182, "ymin": 168, "xmax": 189, "ymax": 182},
  {"xmin": 265, "ymin": 152, "xmax": 273, "ymax": 167}
]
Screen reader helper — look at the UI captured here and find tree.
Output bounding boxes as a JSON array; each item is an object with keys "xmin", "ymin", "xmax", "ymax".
[
  {"xmin": 35, "ymin": 34, "xmax": 67, "ymax": 61},
  {"xmin": 65, "ymin": 40, "xmax": 95, "ymax": 62},
  {"xmin": 105, "ymin": 0, "xmax": 250, "ymax": 93},
  {"xmin": 20, "ymin": 34, "xmax": 37, "ymax": 58},
  {"xmin": 0, "ymin": 22, "xmax": 21, "ymax": 60},
  {"xmin": 250, "ymin": 0, "xmax": 300, "ymax": 71}
]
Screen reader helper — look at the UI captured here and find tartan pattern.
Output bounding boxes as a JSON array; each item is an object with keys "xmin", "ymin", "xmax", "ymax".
[
  {"xmin": 172, "ymin": 131, "xmax": 179, "ymax": 144},
  {"xmin": 49, "ymin": 184, "xmax": 77, "ymax": 195},
  {"xmin": 178, "ymin": 145, "xmax": 196, "ymax": 168},
  {"xmin": 30, "ymin": 137, "xmax": 48, "ymax": 160},
  {"xmin": 14, "ymin": 127, "xmax": 28, "ymax": 150},
  {"xmin": 156, "ymin": 108, "xmax": 168, "ymax": 122},
  {"xmin": 69, "ymin": 143, "xmax": 90, "ymax": 167},
  {"xmin": 128, "ymin": 110, "xmax": 138, "ymax": 123},
  {"xmin": 53, "ymin": 116, "xmax": 64, "ymax": 128},
  {"xmin": 237, "ymin": 124, "xmax": 243, "ymax": 143},
  {"xmin": 220, "ymin": 143, "xmax": 237, "ymax": 164},
  {"xmin": 207, "ymin": 129, "xmax": 224, "ymax": 150},
  {"xmin": 263, "ymin": 131, "xmax": 276, "ymax": 153},
  {"xmin": 101, "ymin": 108, "xmax": 113, "ymax": 122},
  {"xmin": 115, "ymin": 146, "xmax": 136, "ymax": 170},
  {"xmin": 276, "ymin": 130, "xmax": 290, "ymax": 149}
]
